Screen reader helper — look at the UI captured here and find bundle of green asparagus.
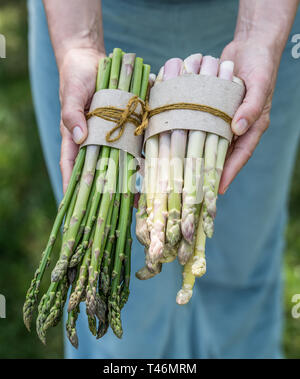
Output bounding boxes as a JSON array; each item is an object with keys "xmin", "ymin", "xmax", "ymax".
[
  {"xmin": 136, "ymin": 54, "xmax": 241, "ymax": 304},
  {"xmin": 23, "ymin": 48, "xmax": 150, "ymax": 347}
]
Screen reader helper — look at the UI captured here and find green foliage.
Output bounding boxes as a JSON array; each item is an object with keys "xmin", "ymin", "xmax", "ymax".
[
  {"xmin": 0, "ymin": 1, "xmax": 63, "ymax": 358},
  {"xmin": 0, "ymin": 1, "xmax": 299, "ymax": 359},
  {"xmin": 283, "ymin": 205, "xmax": 300, "ymax": 358}
]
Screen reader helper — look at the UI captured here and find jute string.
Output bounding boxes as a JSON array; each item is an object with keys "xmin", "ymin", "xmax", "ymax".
[{"xmin": 86, "ymin": 95, "xmax": 233, "ymax": 143}]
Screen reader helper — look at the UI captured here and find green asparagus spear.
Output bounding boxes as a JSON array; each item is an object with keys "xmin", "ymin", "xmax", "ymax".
[
  {"xmin": 109, "ymin": 57, "xmax": 144, "ymax": 337},
  {"xmin": 100, "ymin": 190, "xmax": 120, "ymax": 296},
  {"xmin": 63, "ymin": 184, "xmax": 79, "ymax": 234},
  {"xmin": 68, "ymin": 224, "xmax": 94, "ymax": 312},
  {"xmin": 69, "ymin": 147, "xmax": 110, "ymax": 268},
  {"xmin": 120, "ymin": 195, "xmax": 134, "ymax": 309},
  {"xmin": 66, "ymin": 305, "xmax": 80, "ymax": 349},
  {"xmin": 51, "ymin": 145, "xmax": 100, "ymax": 282},
  {"xmin": 23, "ymin": 148, "xmax": 85, "ymax": 331}
]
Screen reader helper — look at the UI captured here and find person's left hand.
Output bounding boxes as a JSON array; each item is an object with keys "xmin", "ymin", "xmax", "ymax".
[{"xmin": 218, "ymin": 38, "xmax": 281, "ymax": 194}]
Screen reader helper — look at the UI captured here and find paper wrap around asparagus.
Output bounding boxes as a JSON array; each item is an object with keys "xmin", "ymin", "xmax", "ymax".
[
  {"xmin": 82, "ymin": 89, "xmax": 144, "ymax": 158},
  {"xmin": 144, "ymin": 73, "xmax": 245, "ymax": 144}
]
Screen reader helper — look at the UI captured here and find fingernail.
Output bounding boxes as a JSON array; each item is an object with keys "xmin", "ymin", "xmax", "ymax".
[
  {"xmin": 72, "ymin": 126, "xmax": 84, "ymax": 144},
  {"xmin": 224, "ymin": 186, "xmax": 228, "ymax": 194},
  {"xmin": 234, "ymin": 118, "xmax": 248, "ymax": 135}
]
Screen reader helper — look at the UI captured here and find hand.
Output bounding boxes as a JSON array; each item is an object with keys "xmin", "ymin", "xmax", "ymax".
[
  {"xmin": 218, "ymin": 39, "xmax": 281, "ymax": 194},
  {"xmin": 58, "ymin": 48, "xmax": 105, "ymax": 193}
]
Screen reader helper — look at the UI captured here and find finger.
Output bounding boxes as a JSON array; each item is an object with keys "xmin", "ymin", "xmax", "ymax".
[
  {"xmin": 60, "ymin": 81, "xmax": 89, "ymax": 144},
  {"xmin": 218, "ymin": 120, "xmax": 266, "ymax": 194},
  {"xmin": 232, "ymin": 73, "xmax": 271, "ymax": 136},
  {"xmin": 60, "ymin": 124, "xmax": 79, "ymax": 194}
]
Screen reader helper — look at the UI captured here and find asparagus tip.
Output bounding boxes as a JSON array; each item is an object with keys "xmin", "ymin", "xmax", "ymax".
[
  {"xmin": 176, "ymin": 287, "xmax": 193, "ymax": 305},
  {"xmin": 177, "ymin": 239, "xmax": 193, "ymax": 266},
  {"xmin": 23, "ymin": 302, "xmax": 33, "ymax": 332},
  {"xmin": 67, "ymin": 329, "xmax": 79, "ymax": 349},
  {"xmin": 191, "ymin": 257, "xmax": 206, "ymax": 277},
  {"xmin": 166, "ymin": 223, "xmax": 181, "ymax": 247},
  {"xmin": 23, "ymin": 317, "xmax": 31, "ymax": 332},
  {"xmin": 96, "ymin": 320, "xmax": 109, "ymax": 339},
  {"xmin": 135, "ymin": 265, "xmax": 159, "ymax": 280}
]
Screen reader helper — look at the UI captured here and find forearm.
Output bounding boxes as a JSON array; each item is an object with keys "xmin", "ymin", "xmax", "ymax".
[
  {"xmin": 235, "ymin": 0, "xmax": 299, "ymax": 53},
  {"xmin": 43, "ymin": 0, "xmax": 105, "ymax": 67},
  {"xmin": 219, "ymin": 0, "xmax": 299, "ymax": 192}
]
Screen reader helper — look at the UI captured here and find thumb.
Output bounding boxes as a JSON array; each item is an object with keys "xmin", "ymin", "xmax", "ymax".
[
  {"xmin": 232, "ymin": 75, "xmax": 270, "ymax": 136},
  {"xmin": 61, "ymin": 86, "xmax": 89, "ymax": 144}
]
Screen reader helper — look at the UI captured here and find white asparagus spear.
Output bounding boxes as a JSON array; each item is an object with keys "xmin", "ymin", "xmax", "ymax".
[
  {"xmin": 177, "ymin": 56, "xmax": 219, "ymax": 304},
  {"xmin": 166, "ymin": 129, "xmax": 186, "ymax": 246},
  {"xmin": 136, "ymin": 74, "xmax": 157, "ymax": 248},
  {"xmin": 191, "ymin": 60, "xmax": 234, "ymax": 277},
  {"xmin": 214, "ymin": 61, "xmax": 234, "ymax": 195},
  {"xmin": 148, "ymin": 132, "xmax": 170, "ymax": 262},
  {"xmin": 178, "ymin": 54, "xmax": 204, "ymax": 265},
  {"xmin": 136, "ymin": 73, "xmax": 163, "ymax": 278},
  {"xmin": 163, "ymin": 55, "xmax": 203, "ymax": 263},
  {"xmin": 145, "ymin": 69, "xmax": 163, "ymax": 231},
  {"xmin": 137, "ymin": 69, "xmax": 171, "ymax": 279},
  {"xmin": 163, "ymin": 58, "xmax": 187, "ymax": 248},
  {"xmin": 148, "ymin": 59, "xmax": 182, "ymax": 265},
  {"xmin": 201, "ymin": 57, "xmax": 220, "ymax": 238},
  {"xmin": 166, "ymin": 54, "xmax": 202, "ymax": 249}
]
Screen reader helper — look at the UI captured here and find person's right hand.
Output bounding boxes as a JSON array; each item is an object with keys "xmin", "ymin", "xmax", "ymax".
[{"xmin": 58, "ymin": 47, "xmax": 105, "ymax": 193}]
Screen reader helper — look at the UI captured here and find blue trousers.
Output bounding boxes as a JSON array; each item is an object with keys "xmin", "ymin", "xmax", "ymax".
[{"xmin": 28, "ymin": 0, "xmax": 300, "ymax": 358}]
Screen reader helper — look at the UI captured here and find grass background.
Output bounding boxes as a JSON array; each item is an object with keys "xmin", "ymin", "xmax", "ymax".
[{"xmin": 0, "ymin": 1, "xmax": 299, "ymax": 359}]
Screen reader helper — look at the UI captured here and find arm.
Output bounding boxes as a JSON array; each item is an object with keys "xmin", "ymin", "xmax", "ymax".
[
  {"xmin": 219, "ymin": 0, "xmax": 299, "ymax": 194},
  {"xmin": 43, "ymin": 0, "xmax": 105, "ymax": 192},
  {"xmin": 43, "ymin": 0, "xmax": 105, "ymax": 67}
]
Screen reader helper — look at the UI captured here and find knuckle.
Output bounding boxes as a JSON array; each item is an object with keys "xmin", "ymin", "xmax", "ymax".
[
  {"xmin": 61, "ymin": 107, "xmax": 74, "ymax": 130},
  {"xmin": 256, "ymin": 112, "xmax": 270, "ymax": 132},
  {"xmin": 253, "ymin": 72, "xmax": 269, "ymax": 85},
  {"xmin": 235, "ymin": 145, "xmax": 253, "ymax": 162},
  {"xmin": 248, "ymin": 103, "xmax": 261, "ymax": 119},
  {"xmin": 264, "ymin": 115, "xmax": 270, "ymax": 130},
  {"xmin": 243, "ymin": 149, "xmax": 252, "ymax": 161},
  {"xmin": 251, "ymin": 68, "xmax": 272, "ymax": 88}
]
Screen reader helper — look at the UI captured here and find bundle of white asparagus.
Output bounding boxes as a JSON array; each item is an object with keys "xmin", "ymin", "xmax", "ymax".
[{"xmin": 136, "ymin": 54, "xmax": 241, "ymax": 304}]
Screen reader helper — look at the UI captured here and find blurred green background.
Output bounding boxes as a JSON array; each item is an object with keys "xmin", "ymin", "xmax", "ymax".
[{"xmin": 0, "ymin": 1, "xmax": 299, "ymax": 359}]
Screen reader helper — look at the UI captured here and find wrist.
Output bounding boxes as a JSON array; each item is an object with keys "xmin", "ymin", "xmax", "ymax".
[
  {"xmin": 231, "ymin": 31, "xmax": 283, "ymax": 69},
  {"xmin": 234, "ymin": 27, "xmax": 285, "ymax": 55},
  {"xmin": 56, "ymin": 43, "xmax": 105, "ymax": 70},
  {"xmin": 234, "ymin": 1, "xmax": 297, "ymax": 57}
]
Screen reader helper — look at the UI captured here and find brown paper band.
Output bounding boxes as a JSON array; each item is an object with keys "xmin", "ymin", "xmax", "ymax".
[
  {"xmin": 81, "ymin": 89, "xmax": 144, "ymax": 158},
  {"xmin": 144, "ymin": 74, "xmax": 245, "ymax": 145}
]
